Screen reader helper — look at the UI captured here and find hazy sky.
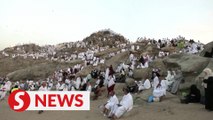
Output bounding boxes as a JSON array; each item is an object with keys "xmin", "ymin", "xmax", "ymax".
[{"xmin": 0, "ymin": 0, "xmax": 213, "ymax": 50}]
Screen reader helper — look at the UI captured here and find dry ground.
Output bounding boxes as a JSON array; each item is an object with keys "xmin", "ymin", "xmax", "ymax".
[{"xmin": 0, "ymin": 90, "xmax": 212, "ymax": 120}]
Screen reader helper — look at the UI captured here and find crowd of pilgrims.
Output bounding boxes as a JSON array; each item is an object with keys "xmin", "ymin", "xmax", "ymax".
[
  {"xmin": 1, "ymin": 37, "xmax": 203, "ymax": 62},
  {"xmin": 0, "ymin": 64, "xmax": 183, "ymax": 116},
  {"xmin": 0, "ymin": 41, "xmax": 128, "ymax": 63},
  {"xmin": 136, "ymin": 36, "xmax": 203, "ymax": 54},
  {"xmin": 0, "ymin": 38, "xmax": 210, "ymax": 119},
  {"xmin": 1, "ymin": 64, "xmax": 212, "ymax": 118}
]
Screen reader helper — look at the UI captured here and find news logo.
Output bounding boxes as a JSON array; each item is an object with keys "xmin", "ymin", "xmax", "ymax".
[
  {"xmin": 8, "ymin": 90, "xmax": 30, "ymax": 112},
  {"xmin": 8, "ymin": 90, "xmax": 90, "ymax": 112}
]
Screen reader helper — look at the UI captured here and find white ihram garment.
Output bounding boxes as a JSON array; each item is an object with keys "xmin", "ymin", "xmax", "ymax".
[{"xmin": 111, "ymin": 93, "xmax": 133, "ymax": 118}]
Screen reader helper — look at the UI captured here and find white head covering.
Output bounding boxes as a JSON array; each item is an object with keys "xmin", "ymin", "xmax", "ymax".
[{"xmin": 203, "ymin": 68, "xmax": 213, "ymax": 79}]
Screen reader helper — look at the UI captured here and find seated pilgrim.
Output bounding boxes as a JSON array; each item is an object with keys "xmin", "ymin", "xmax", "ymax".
[
  {"xmin": 153, "ymin": 77, "xmax": 167, "ymax": 102},
  {"xmin": 110, "ymin": 87, "xmax": 133, "ymax": 119},
  {"xmin": 158, "ymin": 51, "xmax": 165, "ymax": 58},
  {"xmin": 183, "ymin": 84, "xmax": 201, "ymax": 103},
  {"xmin": 118, "ymin": 68, "xmax": 126, "ymax": 82},
  {"xmin": 102, "ymin": 91, "xmax": 119, "ymax": 117},
  {"xmin": 107, "ymin": 75, "xmax": 116, "ymax": 96},
  {"xmin": 137, "ymin": 79, "xmax": 151, "ymax": 92},
  {"xmin": 128, "ymin": 68, "xmax": 133, "ymax": 78},
  {"xmin": 129, "ymin": 53, "xmax": 134, "ymax": 62},
  {"xmin": 93, "ymin": 76, "xmax": 105, "ymax": 100},
  {"xmin": 137, "ymin": 55, "xmax": 149, "ymax": 68},
  {"xmin": 56, "ymin": 80, "xmax": 66, "ymax": 91}
]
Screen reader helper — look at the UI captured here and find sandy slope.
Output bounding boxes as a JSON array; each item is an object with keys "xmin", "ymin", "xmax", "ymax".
[{"xmin": 0, "ymin": 91, "xmax": 212, "ymax": 120}]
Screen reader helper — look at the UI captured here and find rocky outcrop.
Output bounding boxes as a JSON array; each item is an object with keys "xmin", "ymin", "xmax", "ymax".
[
  {"xmin": 133, "ymin": 68, "xmax": 151, "ymax": 80},
  {"xmin": 150, "ymin": 59, "xmax": 167, "ymax": 76},
  {"xmin": 83, "ymin": 29, "xmax": 129, "ymax": 48},
  {"xmin": 161, "ymin": 46, "xmax": 177, "ymax": 53},
  {"xmin": 163, "ymin": 53, "xmax": 209, "ymax": 74},
  {"xmin": 125, "ymin": 77, "xmax": 137, "ymax": 87},
  {"xmin": 106, "ymin": 51, "xmax": 129, "ymax": 69},
  {"xmin": 7, "ymin": 60, "xmax": 82, "ymax": 81},
  {"xmin": 163, "ymin": 53, "xmax": 210, "ymax": 90},
  {"xmin": 200, "ymin": 41, "xmax": 213, "ymax": 58}
]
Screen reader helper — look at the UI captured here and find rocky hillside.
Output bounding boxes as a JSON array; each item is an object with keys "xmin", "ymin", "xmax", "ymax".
[
  {"xmin": 83, "ymin": 29, "xmax": 129, "ymax": 48},
  {"xmin": 0, "ymin": 29, "xmax": 211, "ymax": 94},
  {"xmin": 0, "ymin": 30, "xmax": 129, "ymax": 79}
]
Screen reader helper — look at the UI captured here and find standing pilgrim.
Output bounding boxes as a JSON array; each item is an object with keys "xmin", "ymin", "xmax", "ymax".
[
  {"xmin": 107, "ymin": 75, "xmax": 116, "ymax": 97},
  {"xmin": 38, "ymin": 81, "xmax": 48, "ymax": 114},
  {"xmin": 138, "ymin": 55, "xmax": 145, "ymax": 68},
  {"xmin": 0, "ymin": 81, "xmax": 12, "ymax": 100},
  {"xmin": 202, "ymin": 68, "xmax": 213, "ymax": 111},
  {"xmin": 105, "ymin": 66, "xmax": 110, "ymax": 86},
  {"xmin": 75, "ymin": 76, "xmax": 82, "ymax": 90},
  {"xmin": 171, "ymin": 69, "xmax": 183, "ymax": 94},
  {"xmin": 109, "ymin": 65, "xmax": 115, "ymax": 76},
  {"xmin": 165, "ymin": 70, "xmax": 175, "ymax": 91},
  {"xmin": 129, "ymin": 52, "xmax": 134, "ymax": 62}
]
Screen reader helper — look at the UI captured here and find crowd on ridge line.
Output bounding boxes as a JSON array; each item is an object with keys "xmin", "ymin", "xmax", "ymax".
[
  {"xmin": 0, "ymin": 40, "xmax": 128, "ymax": 62},
  {"xmin": 1, "ymin": 37, "xmax": 203, "ymax": 63}
]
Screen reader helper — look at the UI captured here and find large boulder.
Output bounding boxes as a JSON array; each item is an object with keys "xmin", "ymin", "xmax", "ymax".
[
  {"xmin": 125, "ymin": 77, "xmax": 137, "ymax": 87},
  {"xmin": 76, "ymin": 64, "xmax": 106, "ymax": 78},
  {"xmin": 7, "ymin": 63, "xmax": 56, "ymax": 81},
  {"xmin": 6, "ymin": 60, "xmax": 82, "ymax": 81},
  {"xmin": 76, "ymin": 66, "xmax": 93, "ymax": 77},
  {"xmin": 133, "ymin": 68, "xmax": 151, "ymax": 80},
  {"xmin": 205, "ymin": 59, "xmax": 213, "ymax": 70},
  {"xmin": 94, "ymin": 48, "xmax": 120, "ymax": 58},
  {"xmin": 163, "ymin": 53, "xmax": 210, "ymax": 89},
  {"xmin": 163, "ymin": 53, "xmax": 209, "ymax": 74},
  {"xmin": 106, "ymin": 51, "xmax": 129, "ymax": 69},
  {"xmin": 150, "ymin": 59, "xmax": 167, "ymax": 76},
  {"xmin": 132, "ymin": 59, "xmax": 167, "ymax": 80},
  {"xmin": 83, "ymin": 30, "xmax": 129, "ymax": 48},
  {"xmin": 145, "ymin": 44, "xmax": 159, "ymax": 56},
  {"xmin": 161, "ymin": 46, "xmax": 177, "ymax": 53},
  {"xmin": 200, "ymin": 41, "xmax": 213, "ymax": 57}
]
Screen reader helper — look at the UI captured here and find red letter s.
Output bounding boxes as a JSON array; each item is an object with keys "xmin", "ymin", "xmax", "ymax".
[{"xmin": 75, "ymin": 94, "xmax": 83, "ymax": 107}]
